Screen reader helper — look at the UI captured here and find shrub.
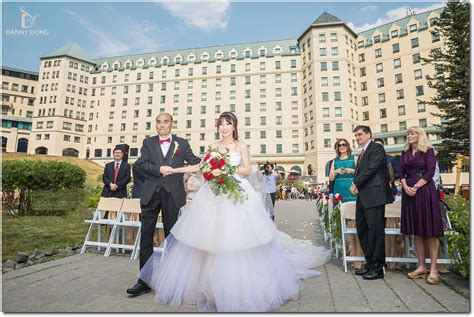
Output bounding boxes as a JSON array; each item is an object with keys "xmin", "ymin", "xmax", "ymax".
[{"xmin": 445, "ymin": 195, "xmax": 469, "ymax": 277}]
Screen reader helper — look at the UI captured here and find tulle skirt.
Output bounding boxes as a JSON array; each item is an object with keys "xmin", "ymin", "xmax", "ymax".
[{"xmin": 139, "ymin": 178, "xmax": 332, "ymax": 312}]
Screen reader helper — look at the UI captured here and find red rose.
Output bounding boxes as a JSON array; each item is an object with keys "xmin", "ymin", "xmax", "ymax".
[
  {"xmin": 325, "ymin": 196, "xmax": 330, "ymax": 201},
  {"xmin": 209, "ymin": 158, "xmax": 216, "ymax": 166},
  {"xmin": 217, "ymin": 176, "xmax": 225, "ymax": 185},
  {"xmin": 175, "ymin": 149, "xmax": 180, "ymax": 155},
  {"xmin": 203, "ymin": 172, "xmax": 214, "ymax": 181},
  {"xmin": 216, "ymin": 158, "xmax": 225, "ymax": 169},
  {"xmin": 203, "ymin": 152, "xmax": 211, "ymax": 162},
  {"xmin": 338, "ymin": 194, "xmax": 343, "ymax": 201},
  {"xmin": 333, "ymin": 198, "xmax": 339, "ymax": 205}
]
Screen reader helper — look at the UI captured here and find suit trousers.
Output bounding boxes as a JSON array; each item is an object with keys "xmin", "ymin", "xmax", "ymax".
[
  {"xmin": 139, "ymin": 187, "xmax": 179, "ymax": 270},
  {"xmin": 355, "ymin": 200, "xmax": 386, "ymax": 269}
]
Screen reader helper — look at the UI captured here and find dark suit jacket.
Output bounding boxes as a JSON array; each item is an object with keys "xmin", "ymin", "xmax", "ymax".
[
  {"xmin": 139, "ymin": 134, "xmax": 200, "ymax": 208},
  {"xmin": 101, "ymin": 160, "xmax": 131, "ymax": 198},
  {"xmin": 131, "ymin": 157, "xmax": 145, "ymax": 199},
  {"xmin": 353, "ymin": 141, "xmax": 392, "ymax": 209}
]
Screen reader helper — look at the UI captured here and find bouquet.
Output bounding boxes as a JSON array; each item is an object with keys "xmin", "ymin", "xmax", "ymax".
[{"xmin": 199, "ymin": 147, "xmax": 247, "ymax": 204}]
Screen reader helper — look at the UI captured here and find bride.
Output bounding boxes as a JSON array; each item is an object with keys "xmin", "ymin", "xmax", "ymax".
[{"xmin": 139, "ymin": 112, "xmax": 332, "ymax": 312}]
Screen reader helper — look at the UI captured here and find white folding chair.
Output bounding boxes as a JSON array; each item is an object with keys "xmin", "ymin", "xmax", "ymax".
[
  {"xmin": 81, "ymin": 197, "xmax": 124, "ymax": 254},
  {"xmin": 132, "ymin": 213, "xmax": 166, "ymax": 261},
  {"xmin": 105, "ymin": 198, "xmax": 142, "ymax": 258}
]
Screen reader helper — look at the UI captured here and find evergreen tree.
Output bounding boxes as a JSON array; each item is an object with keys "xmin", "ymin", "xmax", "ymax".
[{"xmin": 423, "ymin": 1, "xmax": 470, "ymax": 164}]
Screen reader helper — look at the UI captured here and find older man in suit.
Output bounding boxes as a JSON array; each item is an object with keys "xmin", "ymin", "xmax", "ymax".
[
  {"xmin": 127, "ymin": 112, "xmax": 200, "ymax": 296},
  {"xmin": 350, "ymin": 125, "xmax": 392, "ymax": 280}
]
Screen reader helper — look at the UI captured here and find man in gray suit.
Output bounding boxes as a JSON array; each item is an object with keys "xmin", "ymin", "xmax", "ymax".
[{"xmin": 127, "ymin": 113, "xmax": 200, "ymax": 296}]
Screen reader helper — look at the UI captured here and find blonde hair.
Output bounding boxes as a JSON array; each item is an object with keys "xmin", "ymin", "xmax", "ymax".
[{"xmin": 403, "ymin": 126, "xmax": 431, "ymax": 153}]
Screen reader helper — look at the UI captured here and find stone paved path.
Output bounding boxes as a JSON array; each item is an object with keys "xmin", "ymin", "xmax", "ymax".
[{"xmin": 2, "ymin": 200, "xmax": 469, "ymax": 312}]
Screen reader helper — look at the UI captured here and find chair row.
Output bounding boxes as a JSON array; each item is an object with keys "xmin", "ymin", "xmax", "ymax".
[{"xmin": 81, "ymin": 197, "xmax": 164, "ymax": 259}]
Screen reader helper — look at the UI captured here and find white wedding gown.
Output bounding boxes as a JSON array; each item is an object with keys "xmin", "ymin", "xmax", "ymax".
[{"xmin": 139, "ymin": 152, "xmax": 332, "ymax": 312}]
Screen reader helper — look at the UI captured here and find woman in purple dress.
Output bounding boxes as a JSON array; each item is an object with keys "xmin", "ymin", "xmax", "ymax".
[{"xmin": 399, "ymin": 126, "xmax": 443, "ymax": 285}]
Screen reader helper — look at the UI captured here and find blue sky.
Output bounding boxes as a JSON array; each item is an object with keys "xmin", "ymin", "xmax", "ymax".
[{"xmin": 2, "ymin": 1, "xmax": 445, "ymax": 72}]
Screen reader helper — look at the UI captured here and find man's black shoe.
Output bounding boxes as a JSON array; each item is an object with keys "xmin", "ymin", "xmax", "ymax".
[
  {"xmin": 362, "ymin": 267, "xmax": 384, "ymax": 280},
  {"xmin": 127, "ymin": 281, "xmax": 151, "ymax": 296},
  {"xmin": 354, "ymin": 264, "xmax": 372, "ymax": 276}
]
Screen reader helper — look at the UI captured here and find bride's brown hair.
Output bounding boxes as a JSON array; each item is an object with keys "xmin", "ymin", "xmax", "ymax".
[{"xmin": 217, "ymin": 112, "xmax": 239, "ymax": 140}]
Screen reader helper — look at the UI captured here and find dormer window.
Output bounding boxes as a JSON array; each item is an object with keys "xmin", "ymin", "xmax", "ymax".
[
  {"xmin": 245, "ymin": 50, "xmax": 251, "ymax": 58},
  {"xmin": 274, "ymin": 47, "xmax": 282, "ymax": 55},
  {"xmin": 374, "ymin": 35, "xmax": 381, "ymax": 43},
  {"xmin": 259, "ymin": 49, "xmax": 266, "ymax": 57},
  {"xmin": 202, "ymin": 54, "xmax": 209, "ymax": 62},
  {"xmin": 391, "ymin": 30, "xmax": 398, "ymax": 38},
  {"xmin": 230, "ymin": 51, "xmax": 236, "ymax": 59},
  {"xmin": 162, "ymin": 58, "xmax": 169, "ymax": 65},
  {"xmin": 409, "ymin": 24, "xmax": 417, "ymax": 32}
]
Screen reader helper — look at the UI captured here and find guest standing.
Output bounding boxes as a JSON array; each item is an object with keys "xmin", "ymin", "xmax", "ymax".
[{"xmin": 399, "ymin": 126, "xmax": 443, "ymax": 285}]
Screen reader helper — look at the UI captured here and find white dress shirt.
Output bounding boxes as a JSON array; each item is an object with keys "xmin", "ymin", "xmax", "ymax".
[{"xmin": 159, "ymin": 134, "xmax": 172, "ymax": 157}]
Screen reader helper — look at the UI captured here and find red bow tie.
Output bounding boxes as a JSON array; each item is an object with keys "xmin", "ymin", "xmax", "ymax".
[{"xmin": 159, "ymin": 137, "xmax": 171, "ymax": 145}]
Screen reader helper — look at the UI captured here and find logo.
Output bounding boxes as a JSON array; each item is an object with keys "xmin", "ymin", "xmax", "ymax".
[
  {"xmin": 20, "ymin": 6, "xmax": 38, "ymax": 29},
  {"xmin": 5, "ymin": 6, "xmax": 48, "ymax": 36}
]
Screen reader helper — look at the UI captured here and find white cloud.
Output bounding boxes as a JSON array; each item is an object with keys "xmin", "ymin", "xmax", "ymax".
[
  {"xmin": 348, "ymin": 3, "xmax": 445, "ymax": 33},
  {"xmin": 360, "ymin": 5, "xmax": 377, "ymax": 12},
  {"xmin": 159, "ymin": 1, "xmax": 230, "ymax": 33},
  {"xmin": 64, "ymin": 8, "xmax": 170, "ymax": 57}
]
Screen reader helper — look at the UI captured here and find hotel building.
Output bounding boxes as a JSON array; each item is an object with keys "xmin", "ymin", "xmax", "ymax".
[{"xmin": 21, "ymin": 7, "xmax": 468, "ymax": 184}]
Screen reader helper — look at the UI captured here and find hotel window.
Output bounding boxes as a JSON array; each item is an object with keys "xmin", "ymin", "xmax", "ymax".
[
  {"xmin": 148, "ymin": 84, "xmax": 153, "ymax": 92},
  {"xmin": 376, "ymin": 63, "xmax": 383, "ymax": 73},
  {"xmin": 373, "ymin": 35, "xmax": 381, "ymax": 43},
  {"xmin": 411, "ymin": 38, "xmax": 419, "ymax": 48},
  {"xmin": 363, "ymin": 111, "xmax": 369, "ymax": 121},
  {"xmin": 323, "ymin": 123, "xmax": 330, "ymax": 132},
  {"xmin": 245, "ymin": 131, "xmax": 251, "ymax": 139},
  {"xmin": 332, "ymin": 61, "xmax": 339, "ymax": 70},
  {"xmin": 292, "ymin": 101, "xmax": 298, "ymax": 110},
  {"xmin": 416, "ymin": 85, "xmax": 424, "ymax": 96},
  {"xmin": 275, "ymin": 130, "xmax": 283, "ymax": 139},
  {"xmin": 419, "ymin": 119, "xmax": 427, "ymax": 128},
  {"xmin": 276, "ymin": 116, "xmax": 283, "ymax": 125},
  {"xmin": 175, "ymin": 69, "xmax": 180, "ymax": 77},
  {"xmin": 409, "ymin": 24, "xmax": 417, "ymax": 32},
  {"xmin": 200, "ymin": 119, "xmax": 206, "ymax": 128},
  {"xmin": 394, "ymin": 58, "xmax": 401, "ymax": 68},
  {"xmin": 381, "ymin": 124, "xmax": 388, "ymax": 133},
  {"xmin": 275, "ymin": 61, "xmax": 281, "ymax": 70},
  {"xmin": 245, "ymin": 103, "xmax": 251, "ymax": 112},
  {"xmin": 201, "ymin": 92, "xmax": 207, "ymax": 101},
  {"xmin": 412, "ymin": 53, "xmax": 421, "ymax": 64},
  {"xmin": 334, "ymin": 91, "xmax": 341, "ymax": 101},
  {"xmin": 378, "ymin": 93, "xmax": 386, "ymax": 103},
  {"xmin": 245, "ymin": 117, "xmax": 251, "ymax": 126},
  {"xmin": 322, "ymin": 92, "xmax": 329, "ymax": 102},
  {"xmin": 276, "ymin": 144, "xmax": 283, "ymax": 154},
  {"xmin": 161, "ymin": 71, "xmax": 166, "ymax": 79},
  {"xmin": 414, "ymin": 69, "xmax": 423, "ymax": 80},
  {"xmin": 379, "ymin": 108, "xmax": 387, "ymax": 118},
  {"xmin": 187, "ymin": 93, "xmax": 193, "ymax": 102},
  {"xmin": 292, "ymin": 144, "xmax": 299, "ymax": 153},
  {"xmin": 260, "ymin": 75, "xmax": 266, "ymax": 84},
  {"xmin": 260, "ymin": 145, "xmax": 266, "ymax": 154},
  {"xmin": 291, "ymin": 87, "xmax": 297, "ymax": 96},
  {"xmin": 418, "ymin": 101, "xmax": 426, "ymax": 113},
  {"xmin": 229, "ymin": 104, "xmax": 236, "ymax": 112},
  {"xmin": 291, "ymin": 60, "xmax": 297, "ymax": 68},
  {"xmin": 322, "ymin": 108, "xmax": 329, "ymax": 118},
  {"xmin": 330, "ymin": 33, "xmax": 337, "ymax": 41},
  {"xmin": 391, "ymin": 30, "xmax": 398, "ymax": 38},
  {"xmin": 392, "ymin": 43, "xmax": 400, "ymax": 53},
  {"xmin": 335, "ymin": 107, "xmax": 342, "ymax": 117},
  {"xmin": 319, "ymin": 33, "xmax": 326, "ymax": 42},
  {"xmin": 260, "ymin": 131, "xmax": 266, "ymax": 139},
  {"xmin": 186, "ymin": 120, "xmax": 192, "ymax": 128},
  {"xmin": 216, "ymin": 65, "xmax": 221, "ymax": 74},
  {"xmin": 398, "ymin": 105, "xmax": 406, "ymax": 115},
  {"xmin": 275, "ymin": 73, "xmax": 281, "ymax": 83},
  {"xmin": 321, "ymin": 77, "xmax": 328, "ymax": 87},
  {"xmin": 260, "ymin": 89, "xmax": 266, "ymax": 98},
  {"xmin": 135, "ymin": 97, "xmax": 140, "ymax": 105},
  {"xmin": 359, "ymin": 53, "xmax": 365, "ymax": 62},
  {"xmin": 276, "ymin": 88, "xmax": 282, "ymax": 97},
  {"xmin": 377, "ymin": 78, "xmax": 384, "ymax": 87},
  {"xmin": 292, "ymin": 115, "xmax": 298, "ymax": 124},
  {"xmin": 215, "ymin": 105, "xmax": 221, "ymax": 113},
  {"xmin": 149, "ymin": 71, "xmax": 154, "ymax": 80},
  {"xmin": 336, "ymin": 123, "xmax": 343, "ymax": 132},
  {"xmin": 360, "ymin": 67, "xmax": 366, "ymax": 77},
  {"xmin": 396, "ymin": 89, "xmax": 404, "ymax": 100},
  {"xmin": 320, "ymin": 48, "xmax": 327, "ymax": 56},
  {"xmin": 320, "ymin": 62, "xmax": 327, "ymax": 71},
  {"xmin": 432, "ymin": 32, "xmax": 440, "ymax": 43},
  {"xmin": 260, "ymin": 116, "xmax": 266, "ymax": 126},
  {"xmin": 202, "ymin": 67, "xmax": 207, "ymax": 75},
  {"xmin": 361, "ymin": 82, "xmax": 367, "ymax": 91},
  {"xmin": 245, "ymin": 76, "xmax": 251, "ymax": 85},
  {"xmin": 160, "ymin": 95, "xmax": 166, "ymax": 103},
  {"xmin": 331, "ymin": 47, "xmax": 338, "ymax": 56},
  {"xmin": 245, "ymin": 63, "xmax": 250, "ymax": 72},
  {"xmin": 215, "ymin": 78, "xmax": 221, "ymax": 87},
  {"xmin": 375, "ymin": 48, "xmax": 382, "ymax": 58},
  {"xmin": 395, "ymin": 73, "xmax": 403, "ymax": 84},
  {"xmin": 324, "ymin": 139, "xmax": 331, "ymax": 148},
  {"xmin": 215, "ymin": 91, "xmax": 221, "ymax": 100},
  {"xmin": 260, "ymin": 102, "xmax": 267, "ymax": 112},
  {"xmin": 147, "ymin": 96, "xmax": 153, "ymax": 104},
  {"xmin": 362, "ymin": 96, "xmax": 368, "ymax": 106},
  {"xmin": 399, "ymin": 121, "xmax": 407, "ymax": 131}
]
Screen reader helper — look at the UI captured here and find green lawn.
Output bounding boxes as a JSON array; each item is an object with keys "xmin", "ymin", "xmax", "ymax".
[{"xmin": 2, "ymin": 154, "xmax": 107, "ymax": 263}]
